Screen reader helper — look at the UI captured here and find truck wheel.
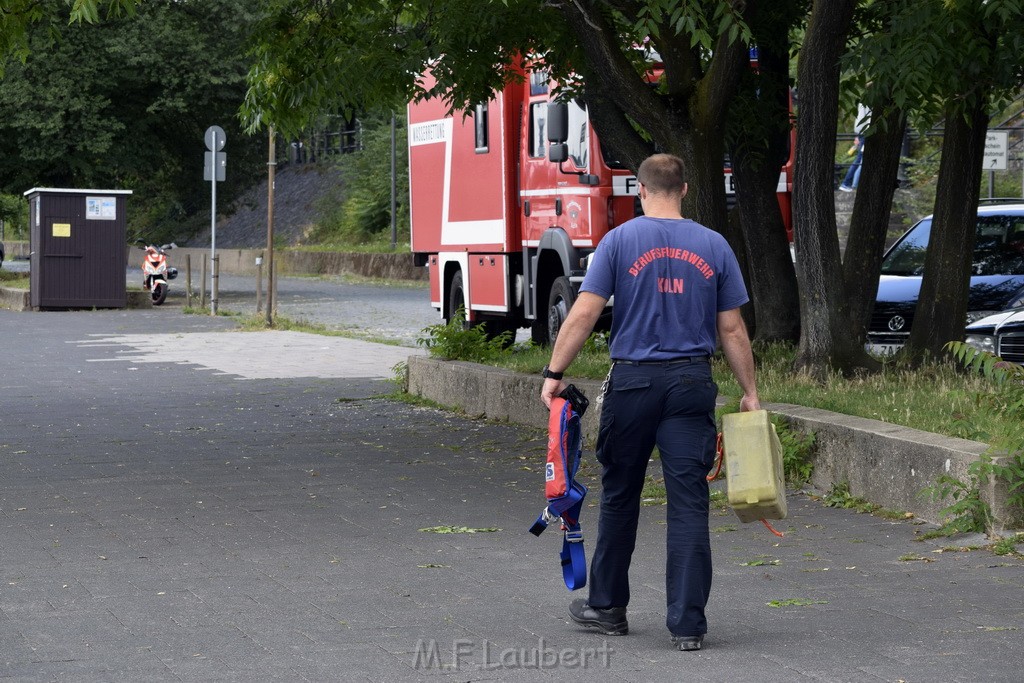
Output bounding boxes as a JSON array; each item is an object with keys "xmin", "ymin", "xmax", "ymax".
[
  {"xmin": 448, "ymin": 271, "xmax": 467, "ymax": 324},
  {"xmin": 546, "ymin": 276, "xmax": 575, "ymax": 346},
  {"xmin": 449, "ymin": 270, "xmax": 517, "ymax": 345}
]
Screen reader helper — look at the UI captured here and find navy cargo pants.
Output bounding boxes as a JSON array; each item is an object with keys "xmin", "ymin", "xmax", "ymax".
[{"xmin": 588, "ymin": 359, "xmax": 718, "ymax": 637}]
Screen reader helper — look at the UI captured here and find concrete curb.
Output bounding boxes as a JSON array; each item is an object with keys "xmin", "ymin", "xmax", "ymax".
[
  {"xmin": 407, "ymin": 355, "xmax": 1022, "ymax": 531},
  {"xmin": 0, "ymin": 287, "xmax": 151, "ymax": 311},
  {"xmin": 0, "ymin": 286, "xmax": 29, "ymax": 311}
]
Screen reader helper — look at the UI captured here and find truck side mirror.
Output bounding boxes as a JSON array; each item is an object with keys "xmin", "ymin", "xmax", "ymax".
[
  {"xmin": 549, "ymin": 143, "xmax": 568, "ymax": 163},
  {"xmin": 546, "ymin": 103, "xmax": 568, "ymax": 143}
]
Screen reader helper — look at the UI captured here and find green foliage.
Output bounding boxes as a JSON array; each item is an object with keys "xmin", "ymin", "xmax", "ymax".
[
  {"xmin": 242, "ymin": 0, "xmax": 567, "ymax": 136},
  {"xmin": 940, "ymin": 342, "xmax": 1024, "ymax": 525},
  {"xmin": 920, "ymin": 472, "xmax": 991, "ymax": 535},
  {"xmin": 632, "ymin": 0, "xmax": 751, "ymax": 49},
  {"xmin": 310, "ymin": 114, "xmax": 409, "ymax": 247},
  {"xmin": 823, "ymin": 482, "xmax": 872, "ymax": 513},
  {"xmin": 771, "ymin": 416, "xmax": 816, "ymax": 486},
  {"xmin": 0, "ymin": 1, "xmax": 138, "ymax": 76},
  {"xmin": 0, "ymin": 193, "xmax": 26, "ymax": 238},
  {"xmin": 991, "ymin": 534, "xmax": 1023, "ymax": 557},
  {"xmin": 417, "ymin": 309, "xmax": 513, "ymax": 363},
  {"xmin": 766, "ymin": 598, "xmax": 828, "ymax": 608},
  {"xmin": 0, "ymin": 1, "xmax": 265, "ymax": 244},
  {"xmin": 822, "ymin": 482, "xmax": 908, "ymax": 520}
]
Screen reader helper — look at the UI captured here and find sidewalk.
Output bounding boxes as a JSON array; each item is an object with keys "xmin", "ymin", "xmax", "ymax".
[{"xmin": 0, "ymin": 309, "xmax": 1022, "ymax": 681}]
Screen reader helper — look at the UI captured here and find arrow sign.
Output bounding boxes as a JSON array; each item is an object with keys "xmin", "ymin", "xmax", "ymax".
[{"xmin": 984, "ymin": 130, "xmax": 1008, "ymax": 171}]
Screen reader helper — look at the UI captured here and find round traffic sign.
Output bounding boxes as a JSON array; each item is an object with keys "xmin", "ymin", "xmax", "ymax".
[{"xmin": 204, "ymin": 125, "xmax": 227, "ymax": 151}]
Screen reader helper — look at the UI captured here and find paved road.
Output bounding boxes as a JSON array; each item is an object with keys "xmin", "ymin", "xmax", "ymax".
[
  {"xmin": 1, "ymin": 282, "xmax": 1023, "ymax": 681},
  {"xmin": 144, "ymin": 269, "xmax": 441, "ymax": 348},
  {"xmin": 2, "ymin": 258, "xmax": 441, "ymax": 346}
]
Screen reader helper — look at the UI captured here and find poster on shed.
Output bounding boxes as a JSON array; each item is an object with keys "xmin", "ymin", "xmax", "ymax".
[{"xmin": 86, "ymin": 196, "xmax": 117, "ymax": 220}]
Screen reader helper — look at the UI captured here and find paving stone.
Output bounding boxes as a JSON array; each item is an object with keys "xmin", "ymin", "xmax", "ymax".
[{"xmin": 2, "ymin": 308, "xmax": 1023, "ymax": 681}]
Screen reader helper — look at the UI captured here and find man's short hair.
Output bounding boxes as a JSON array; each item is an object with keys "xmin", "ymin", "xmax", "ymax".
[{"xmin": 637, "ymin": 154, "xmax": 686, "ymax": 195}]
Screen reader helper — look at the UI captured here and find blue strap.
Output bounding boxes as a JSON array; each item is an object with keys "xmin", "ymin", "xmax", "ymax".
[
  {"xmin": 530, "ymin": 391, "xmax": 588, "ymax": 590},
  {"xmin": 559, "ymin": 495, "xmax": 587, "ymax": 590},
  {"xmin": 530, "ymin": 483, "xmax": 588, "ymax": 590}
]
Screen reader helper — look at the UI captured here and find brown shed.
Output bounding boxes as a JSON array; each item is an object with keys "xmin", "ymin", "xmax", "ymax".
[{"xmin": 24, "ymin": 188, "xmax": 132, "ymax": 309}]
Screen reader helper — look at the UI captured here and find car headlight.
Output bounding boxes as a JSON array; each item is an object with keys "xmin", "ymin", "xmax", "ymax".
[
  {"xmin": 965, "ymin": 310, "xmax": 998, "ymax": 324},
  {"xmin": 965, "ymin": 334, "xmax": 997, "ymax": 354}
]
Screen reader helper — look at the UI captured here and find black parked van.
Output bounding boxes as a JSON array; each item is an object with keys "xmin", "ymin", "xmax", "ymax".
[{"xmin": 866, "ymin": 202, "xmax": 1024, "ymax": 355}]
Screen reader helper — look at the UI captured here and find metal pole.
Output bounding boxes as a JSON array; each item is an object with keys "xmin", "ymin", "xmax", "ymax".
[
  {"xmin": 390, "ymin": 111, "xmax": 397, "ymax": 250},
  {"xmin": 266, "ymin": 126, "xmax": 276, "ymax": 326},
  {"xmin": 256, "ymin": 254, "xmax": 263, "ymax": 314},
  {"xmin": 200, "ymin": 254, "xmax": 207, "ymax": 308},
  {"xmin": 989, "ymin": 170, "xmax": 995, "ymax": 199},
  {"xmin": 210, "ymin": 129, "xmax": 218, "ymax": 315},
  {"xmin": 212, "ymin": 255, "xmax": 219, "ymax": 315}
]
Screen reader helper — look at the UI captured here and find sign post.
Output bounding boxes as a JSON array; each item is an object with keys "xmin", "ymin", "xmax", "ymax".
[
  {"xmin": 984, "ymin": 130, "xmax": 1008, "ymax": 199},
  {"xmin": 204, "ymin": 125, "xmax": 227, "ymax": 314}
]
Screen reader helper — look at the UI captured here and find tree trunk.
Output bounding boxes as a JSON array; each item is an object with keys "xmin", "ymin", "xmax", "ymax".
[
  {"xmin": 729, "ymin": 29, "xmax": 800, "ymax": 343},
  {"xmin": 842, "ymin": 103, "xmax": 907, "ymax": 342},
  {"xmin": 732, "ymin": 151, "xmax": 800, "ymax": 342},
  {"xmin": 904, "ymin": 97, "xmax": 989, "ymax": 361},
  {"xmin": 792, "ymin": 0, "xmax": 870, "ymax": 379}
]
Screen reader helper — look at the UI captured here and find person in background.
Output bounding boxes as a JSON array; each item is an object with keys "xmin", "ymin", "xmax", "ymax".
[
  {"xmin": 839, "ymin": 102, "xmax": 871, "ymax": 192},
  {"xmin": 539, "ymin": 153, "xmax": 760, "ymax": 652}
]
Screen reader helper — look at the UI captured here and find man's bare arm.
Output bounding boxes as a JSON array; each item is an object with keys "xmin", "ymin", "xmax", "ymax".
[
  {"xmin": 540, "ymin": 292, "xmax": 608, "ymax": 408},
  {"xmin": 716, "ymin": 308, "xmax": 760, "ymax": 412}
]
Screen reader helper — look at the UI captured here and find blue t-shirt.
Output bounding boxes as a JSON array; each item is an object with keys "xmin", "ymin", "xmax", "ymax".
[{"xmin": 581, "ymin": 216, "xmax": 749, "ymax": 360}]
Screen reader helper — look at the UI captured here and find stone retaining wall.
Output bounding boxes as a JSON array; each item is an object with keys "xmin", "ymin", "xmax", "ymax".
[
  {"xmin": 2, "ymin": 242, "xmax": 425, "ymax": 281},
  {"xmin": 407, "ymin": 355, "xmax": 1022, "ymax": 531},
  {"xmin": 163, "ymin": 248, "xmax": 426, "ymax": 281}
]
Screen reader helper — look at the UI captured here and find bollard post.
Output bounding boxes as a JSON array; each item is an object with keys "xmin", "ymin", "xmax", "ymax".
[
  {"xmin": 256, "ymin": 254, "xmax": 263, "ymax": 314},
  {"xmin": 200, "ymin": 254, "xmax": 207, "ymax": 308}
]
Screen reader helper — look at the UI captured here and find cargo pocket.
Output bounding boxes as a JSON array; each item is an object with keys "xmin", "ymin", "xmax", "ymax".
[
  {"xmin": 595, "ymin": 374, "xmax": 651, "ymax": 466},
  {"xmin": 675, "ymin": 375, "xmax": 718, "ymax": 412}
]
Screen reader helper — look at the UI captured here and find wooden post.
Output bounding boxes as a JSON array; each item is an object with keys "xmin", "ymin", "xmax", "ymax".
[
  {"xmin": 185, "ymin": 254, "xmax": 193, "ymax": 308},
  {"xmin": 272, "ymin": 260, "xmax": 278, "ymax": 316}
]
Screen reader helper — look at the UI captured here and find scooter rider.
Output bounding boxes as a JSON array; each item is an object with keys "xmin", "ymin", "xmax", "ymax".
[{"xmin": 540, "ymin": 153, "xmax": 759, "ymax": 651}]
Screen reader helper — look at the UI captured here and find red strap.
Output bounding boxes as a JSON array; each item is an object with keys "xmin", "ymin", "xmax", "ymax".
[
  {"xmin": 706, "ymin": 432, "xmax": 724, "ymax": 482},
  {"xmin": 760, "ymin": 519, "xmax": 785, "ymax": 537}
]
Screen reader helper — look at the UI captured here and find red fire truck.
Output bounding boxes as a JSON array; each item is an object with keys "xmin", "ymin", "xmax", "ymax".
[{"xmin": 408, "ymin": 67, "xmax": 793, "ymax": 345}]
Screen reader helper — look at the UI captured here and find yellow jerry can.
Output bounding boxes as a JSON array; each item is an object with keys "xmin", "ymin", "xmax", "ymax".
[{"xmin": 721, "ymin": 409, "xmax": 788, "ymax": 523}]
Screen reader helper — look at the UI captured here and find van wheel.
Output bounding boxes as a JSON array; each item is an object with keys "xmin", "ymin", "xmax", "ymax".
[{"xmin": 546, "ymin": 276, "xmax": 575, "ymax": 346}]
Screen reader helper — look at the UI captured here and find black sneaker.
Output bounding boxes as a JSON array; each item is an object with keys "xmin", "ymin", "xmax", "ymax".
[
  {"xmin": 671, "ymin": 634, "xmax": 704, "ymax": 651},
  {"xmin": 568, "ymin": 598, "xmax": 628, "ymax": 636}
]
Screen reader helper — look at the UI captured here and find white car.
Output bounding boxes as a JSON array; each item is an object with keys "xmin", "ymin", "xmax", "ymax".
[{"xmin": 964, "ymin": 308, "xmax": 1024, "ymax": 363}]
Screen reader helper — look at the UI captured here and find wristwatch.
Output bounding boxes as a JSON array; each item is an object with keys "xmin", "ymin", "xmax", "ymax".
[{"xmin": 541, "ymin": 365, "xmax": 564, "ymax": 380}]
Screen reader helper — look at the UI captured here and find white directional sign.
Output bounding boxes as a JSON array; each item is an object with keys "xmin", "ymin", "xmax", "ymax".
[
  {"xmin": 204, "ymin": 151, "xmax": 226, "ymax": 182},
  {"xmin": 984, "ymin": 130, "xmax": 1008, "ymax": 171}
]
